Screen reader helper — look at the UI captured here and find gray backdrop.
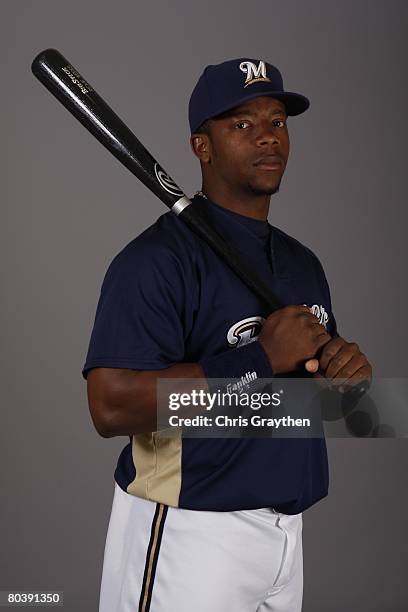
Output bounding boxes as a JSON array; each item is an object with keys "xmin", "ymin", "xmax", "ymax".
[{"xmin": 2, "ymin": 1, "xmax": 407, "ymax": 610}]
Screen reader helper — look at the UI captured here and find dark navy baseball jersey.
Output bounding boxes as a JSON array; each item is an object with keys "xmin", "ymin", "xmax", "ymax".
[{"xmin": 82, "ymin": 194, "xmax": 338, "ymax": 513}]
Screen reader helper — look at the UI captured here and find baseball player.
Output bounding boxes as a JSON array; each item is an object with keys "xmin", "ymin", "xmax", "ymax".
[{"xmin": 83, "ymin": 58, "xmax": 372, "ymax": 612}]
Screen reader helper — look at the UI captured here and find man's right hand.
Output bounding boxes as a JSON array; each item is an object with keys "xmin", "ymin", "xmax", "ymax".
[{"xmin": 258, "ymin": 305, "xmax": 331, "ymax": 375}]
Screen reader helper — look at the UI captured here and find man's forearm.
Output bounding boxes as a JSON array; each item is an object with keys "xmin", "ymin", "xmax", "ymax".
[
  {"xmin": 87, "ymin": 363, "xmax": 206, "ymax": 437},
  {"xmin": 88, "ymin": 341, "xmax": 274, "ymax": 437}
]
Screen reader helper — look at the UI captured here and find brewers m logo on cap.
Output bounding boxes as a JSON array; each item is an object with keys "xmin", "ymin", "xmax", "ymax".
[{"xmin": 239, "ymin": 60, "xmax": 271, "ymax": 88}]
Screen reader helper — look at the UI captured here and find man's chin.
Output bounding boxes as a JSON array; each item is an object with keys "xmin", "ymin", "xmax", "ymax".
[{"xmin": 249, "ymin": 181, "xmax": 281, "ymax": 196}]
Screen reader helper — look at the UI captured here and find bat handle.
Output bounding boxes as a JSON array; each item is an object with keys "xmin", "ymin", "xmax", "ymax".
[
  {"xmin": 175, "ymin": 200, "xmax": 283, "ymax": 312},
  {"xmin": 171, "ymin": 195, "xmax": 191, "ymax": 216},
  {"xmin": 172, "ymin": 197, "xmax": 369, "ymax": 399}
]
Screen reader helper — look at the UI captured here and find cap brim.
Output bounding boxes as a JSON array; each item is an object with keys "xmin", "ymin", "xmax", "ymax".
[{"xmin": 191, "ymin": 90, "xmax": 309, "ymax": 133}]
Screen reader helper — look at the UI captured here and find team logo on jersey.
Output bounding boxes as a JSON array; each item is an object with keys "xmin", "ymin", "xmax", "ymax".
[
  {"xmin": 227, "ymin": 316, "xmax": 265, "ymax": 348},
  {"xmin": 239, "ymin": 60, "xmax": 271, "ymax": 88},
  {"xmin": 307, "ymin": 304, "xmax": 329, "ymax": 328},
  {"xmin": 154, "ymin": 163, "xmax": 184, "ymax": 197},
  {"xmin": 227, "ymin": 307, "xmax": 329, "ymax": 350}
]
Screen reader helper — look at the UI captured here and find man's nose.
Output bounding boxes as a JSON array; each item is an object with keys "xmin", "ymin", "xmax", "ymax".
[{"xmin": 255, "ymin": 122, "xmax": 280, "ymax": 146}]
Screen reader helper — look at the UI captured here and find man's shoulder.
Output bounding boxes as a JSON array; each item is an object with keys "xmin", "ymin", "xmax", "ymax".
[
  {"xmin": 109, "ymin": 211, "xmax": 199, "ymax": 272},
  {"xmin": 271, "ymin": 224, "xmax": 325, "ymax": 271}
]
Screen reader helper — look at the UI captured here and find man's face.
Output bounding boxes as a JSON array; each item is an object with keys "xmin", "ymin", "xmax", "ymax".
[{"xmin": 203, "ymin": 96, "xmax": 290, "ymax": 196}]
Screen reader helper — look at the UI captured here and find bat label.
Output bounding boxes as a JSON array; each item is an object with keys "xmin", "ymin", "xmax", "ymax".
[
  {"xmin": 154, "ymin": 163, "xmax": 184, "ymax": 197},
  {"xmin": 61, "ymin": 65, "xmax": 93, "ymax": 95}
]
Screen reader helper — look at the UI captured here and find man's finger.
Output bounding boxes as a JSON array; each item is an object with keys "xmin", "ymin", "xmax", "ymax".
[
  {"xmin": 304, "ymin": 358, "xmax": 319, "ymax": 373},
  {"xmin": 338, "ymin": 364, "xmax": 372, "ymax": 391},
  {"xmin": 314, "ymin": 330, "xmax": 332, "ymax": 354},
  {"xmin": 325, "ymin": 348, "xmax": 356, "ymax": 380},
  {"xmin": 331, "ymin": 353, "xmax": 367, "ymax": 382},
  {"xmin": 318, "ymin": 337, "xmax": 347, "ymax": 372}
]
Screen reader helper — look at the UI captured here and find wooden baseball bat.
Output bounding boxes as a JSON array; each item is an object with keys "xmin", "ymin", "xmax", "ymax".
[
  {"xmin": 31, "ymin": 48, "xmax": 283, "ymax": 312},
  {"xmin": 31, "ymin": 48, "xmax": 371, "ymax": 399}
]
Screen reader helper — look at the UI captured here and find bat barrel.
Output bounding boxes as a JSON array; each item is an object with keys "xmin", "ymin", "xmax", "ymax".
[
  {"xmin": 31, "ymin": 49, "xmax": 282, "ymax": 312},
  {"xmin": 31, "ymin": 48, "xmax": 182, "ymax": 210}
]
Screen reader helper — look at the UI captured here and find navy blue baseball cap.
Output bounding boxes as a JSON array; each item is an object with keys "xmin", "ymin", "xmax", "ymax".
[{"xmin": 189, "ymin": 58, "xmax": 310, "ymax": 134}]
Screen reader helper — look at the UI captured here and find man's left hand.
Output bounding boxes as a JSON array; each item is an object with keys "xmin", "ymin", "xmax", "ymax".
[{"xmin": 304, "ymin": 336, "xmax": 372, "ymax": 392}]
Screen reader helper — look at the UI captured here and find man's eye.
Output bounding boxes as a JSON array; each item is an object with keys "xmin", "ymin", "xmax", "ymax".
[
  {"xmin": 273, "ymin": 119, "xmax": 286, "ymax": 128},
  {"xmin": 235, "ymin": 121, "xmax": 251, "ymax": 129}
]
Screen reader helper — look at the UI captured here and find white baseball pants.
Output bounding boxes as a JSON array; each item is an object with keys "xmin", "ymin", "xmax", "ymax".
[{"xmin": 99, "ymin": 483, "xmax": 303, "ymax": 612}]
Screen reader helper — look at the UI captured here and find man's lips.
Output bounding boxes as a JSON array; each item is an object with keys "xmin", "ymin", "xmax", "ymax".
[{"xmin": 253, "ymin": 155, "xmax": 283, "ymax": 170}]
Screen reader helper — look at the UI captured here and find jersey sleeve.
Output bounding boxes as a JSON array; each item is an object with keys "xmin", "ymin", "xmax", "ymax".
[{"xmin": 82, "ymin": 241, "xmax": 192, "ymax": 379}]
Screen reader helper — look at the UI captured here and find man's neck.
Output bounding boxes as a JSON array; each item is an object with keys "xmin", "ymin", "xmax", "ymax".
[{"xmin": 199, "ymin": 185, "xmax": 271, "ymax": 221}]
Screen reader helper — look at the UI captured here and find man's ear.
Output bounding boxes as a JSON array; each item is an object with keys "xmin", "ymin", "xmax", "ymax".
[{"xmin": 190, "ymin": 133, "xmax": 211, "ymax": 163}]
